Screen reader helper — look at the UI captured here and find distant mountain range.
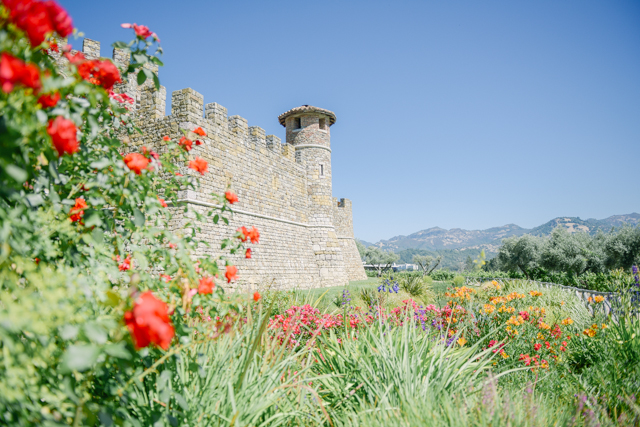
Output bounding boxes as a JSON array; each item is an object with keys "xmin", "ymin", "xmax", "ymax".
[{"xmin": 360, "ymin": 213, "xmax": 640, "ymax": 253}]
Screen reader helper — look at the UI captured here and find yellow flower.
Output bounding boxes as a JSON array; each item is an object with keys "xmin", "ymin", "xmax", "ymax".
[
  {"xmin": 537, "ymin": 332, "xmax": 545, "ymax": 340},
  {"xmin": 583, "ymin": 328, "xmax": 597, "ymax": 337},
  {"xmin": 529, "ymin": 290, "xmax": 542, "ymax": 297},
  {"xmin": 483, "ymin": 304, "xmax": 496, "ymax": 314},
  {"xmin": 500, "ymin": 351, "xmax": 509, "ymax": 359},
  {"xmin": 457, "ymin": 337, "xmax": 467, "ymax": 346},
  {"xmin": 601, "ymin": 323, "xmax": 607, "ymax": 329},
  {"xmin": 591, "ymin": 324, "xmax": 598, "ymax": 329},
  {"xmin": 561, "ymin": 318, "xmax": 574, "ymax": 326},
  {"xmin": 594, "ymin": 296, "xmax": 604, "ymax": 303}
]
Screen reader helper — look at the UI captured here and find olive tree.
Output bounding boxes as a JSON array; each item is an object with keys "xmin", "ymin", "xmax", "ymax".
[
  {"xmin": 364, "ymin": 247, "xmax": 400, "ymax": 276},
  {"xmin": 412, "ymin": 254, "xmax": 442, "ymax": 276},
  {"xmin": 497, "ymin": 234, "xmax": 544, "ymax": 280}
]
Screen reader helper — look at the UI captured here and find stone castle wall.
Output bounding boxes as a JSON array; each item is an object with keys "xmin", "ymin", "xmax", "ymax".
[{"xmin": 74, "ymin": 39, "xmax": 367, "ymax": 289}]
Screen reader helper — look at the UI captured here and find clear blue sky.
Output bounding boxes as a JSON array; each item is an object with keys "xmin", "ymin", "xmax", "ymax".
[{"xmin": 62, "ymin": 0, "xmax": 640, "ymax": 243}]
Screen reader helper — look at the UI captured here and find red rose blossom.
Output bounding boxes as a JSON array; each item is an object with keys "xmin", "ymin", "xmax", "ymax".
[
  {"xmin": 118, "ymin": 254, "xmax": 132, "ymax": 271},
  {"xmin": 188, "ymin": 157, "xmax": 208, "ymax": 175},
  {"xmin": 121, "ymin": 23, "xmax": 159, "ymax": 41},
  {"xmin": 77, "ymin": 59, "xmax": 121, "ymax": 91},
  {"xmin": 245, "ymin": 248, "xmax": 252, "ymax": 259},
  {"xmin": 225, "ymin": 191, "xmax": 238, "ymax": 204},
  {"xmin": 193, "ymin": 127, "xmax": 206, "ymax": 136},
  {"xmin": 158, "ymin": 197, "xmax": 168, "ymax": 208},
  {"xmin": 124, "ymin": 291, "xmax": 175, "ymax": 350},
  {"xmin": 198, "ymin": 277, "xmax": 215, "ymax": 294},
  {"xmin": 225, "ymin": 265, "xmax": 238, "ymax": 283},
  {"xmin": 236, "ymin": 226, "xmax": 249, "ymax": 242},
  {"xmin": 123, "ymin": 153, "xmax": 151, "ymax": 175},
  {"xmin": 69, "ymin": 197, "xmax": 87, "ymax": 222},
  {"xmin": 178, "ymin": 136, "xmax": 193, "ymax": 151},
  {"xmin": 253, "ymin": 292, "xmax": 261, "ymax": 302},
  {"xmin": 247, "ymin": 226, "xmax": 260, "ymax": 244},
  {"xmin": 44, "ymin": 0, "xmax": 73, "ymax": 37},
  {"xmin": 37, "ymin": 91, "xmax": 60, "ymax": 108},
  {"xmin": 47, "ymin": 116, "xmax": 79, "ymax": 156},
  {"xmin": 0, "ymin": 52, "xmax": 41, "ymax": 93}
]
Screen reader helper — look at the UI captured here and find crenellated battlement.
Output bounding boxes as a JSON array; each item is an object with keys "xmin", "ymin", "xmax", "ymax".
[{"xmin": 59, "ymin": 38, "xmax": 366, "ymax": 288}]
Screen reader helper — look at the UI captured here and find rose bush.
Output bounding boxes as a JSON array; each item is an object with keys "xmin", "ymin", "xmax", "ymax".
[{"xmin": 0, "ymin": 1, "xmax": 261, "ymax": 425}]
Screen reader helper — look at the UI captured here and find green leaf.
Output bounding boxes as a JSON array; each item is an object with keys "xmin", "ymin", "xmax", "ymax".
[
  {"xmin": 213, "ymin": 214, "xmax": 219, "ymax": 224},
  {"xmin": 92, "ymin": 227, "xmax": 104, "ymax": 244},
  {"xmin": 112, "ymin": 41, "xmax": 129, "ymax": 49},
  {"xmin": 152, "ymin": 72, "xmax": 160, "ymax": 90},
  {"xmin": 25, "ymin": 194, "xmax": 44, "ymax": 207},
  {"xmin": 133, "ymin": 251, "xmax": 148, "ymax": 271},
  {"xmin": 104, "ymin": 343, "xmax": 131, "ymax": 360},
  {"xmin": 133, "ymin": 209, "xmax": 145, "ymax": 227},
  {"xmin": 62, "ymin": 344, "xmax": 100, "ymax": 372},
  {"xmin": 84, "ymin": 210, "xmax": 103, "ymax": 228},
  {"xmin": 5, "ymin": 165, "xmax": 28, "ymax": 183},
  {"xmin": 90, "ymin": 158, "xmax": 111, "ymax": 169},
  {"xmin": 173, "ymin": 392, "xmax": 189, "ymax": 411},
  {"xmin": 59, "ymin": 324, "xmax": 79, "ymax": 340},
  {"xmin": 35, "ymin": 110, "xmax": 48, "ymax": 124},
  {"xmin": 151, "ymin": 57, "xmax": 164, "ymax": 66},
  {"xmin": 137, "ymin": 71, "xmax": 147, "ymax": 85},
  {"xmin": 84, "ymin": 322, "xmax": 108, "ymax": 344},
  {"xmin": 132, "ymin": 53, "xmax": 148, "ymax": 64}
]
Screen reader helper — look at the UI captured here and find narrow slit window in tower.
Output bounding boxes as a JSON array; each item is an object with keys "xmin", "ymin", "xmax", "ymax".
[
  {"xmin": 319, "ymin": 118, "xmax": 326, "ymax": 130},
  {"xmin": 293, "ymin": 117, "xmax": 301, "ymax": 129},
  {"xmin": 320, "ymin": 164, "xmax": 324, "ymax": 178}
]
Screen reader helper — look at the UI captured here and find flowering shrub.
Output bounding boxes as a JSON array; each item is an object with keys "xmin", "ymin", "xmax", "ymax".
[{"xmin": 0, "ymin": 3, "xmax": 261, "ymax": 424}]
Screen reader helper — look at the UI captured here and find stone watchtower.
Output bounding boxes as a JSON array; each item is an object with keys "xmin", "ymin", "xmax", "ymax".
[{"xmin": 279, "ymin": 106, "xmax": 349, "ymax": 286}]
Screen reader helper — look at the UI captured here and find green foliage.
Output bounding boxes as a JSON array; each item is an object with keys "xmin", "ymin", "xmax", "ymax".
[
  {"xmin": 398, "ymin": 274, "xmax": 434, "ymax": 301},
  {"xmin": 430, "ymin": 269, "xmax": 456, "ymax": 281},
  {"xmin": 361, "ymin": 246, "xmax": 399, "ymax": 276},
  {"xmin": 453, "ymin": 275, "xmax": 465, "ymax": 286}
]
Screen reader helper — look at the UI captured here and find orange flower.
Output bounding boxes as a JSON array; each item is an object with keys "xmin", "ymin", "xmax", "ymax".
[
  {"xmin": 245, "ymin": 248, "xmax": 252, "ymax": 259},
  {"xmin": 198, "ymin": 277, "xmax": 215, "ymax": 294},
  {"xmin": 179, "ymin": 136, "xmax": 193, "ymax": 151},
  {"xmin": 162, "ymin": 135, "xmax": 170, "ymax": 141},
  {"xmin": 225, "ymin": 265, "xmax": 238, "ymax": 283},
  {"xmin": 253, "ymin": 292, "xmax": 261, "ymax": 302},
  {"xmin": 457, "ymin": 337, "xmax": 467, "ymax": 346},
  {"xmin": 69, "ymin": 197, "xmax": 87, "ymax": 222},
  {"xmin": 247, "ymin": 226, "xmax": 260, "ymax": 244},
  {"xmin": 118, "ymin": 254, "xmax": 132, "ymax": 271},
  {"xmin": 594, "ymin": 295, "xmax": 604, "ymax": 304},
  {"xmin": 193, "ymin": 127, "xmax": 206, "ymax": 136},
  {"xmin": 188, "ymin": 157, "xmax": 208, "ymax": 175},
  {"xmin": 123, "ymin": 153, "xmax": 151, "ymax": 175},
  {"xmin": 529, "ymin": 290, "xmax": 542, "ymax": 297},
  {"xmin": 158, "ymin": 197, "xmax": 168, "ymax": 208},
  {"xmin": 225, "ymin": 191, "xmax": 238, "ymax": 204},
  {"xmin": 236, "ymin": 226, "xmax": 249, "ymax": 242}
]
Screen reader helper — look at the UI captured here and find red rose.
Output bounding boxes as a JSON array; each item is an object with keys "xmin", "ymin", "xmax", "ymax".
[
  {"xmin": 0, "ymin": 52, "xmax": 41, "ymax": 93},
  {"xmin": 225, "ymin": 265, "xmax": 238, "ymax": 283},
  {"xmin": 44, "ymin": 0, "xmax": 73, "ymax": 37},
  {"xmin": 178, "ymin": 136, "xmax": 193, "ymax": 151},
  {"xmin": 198, "ymin": 277, "xmax": 215, "ymax": 294},
  {"xmin": 69, "ymin": 197, "xmax": 87, "ymax": 222},
  {"xmin": 124, "ymin": 291, "xmax": 175, "ymax": 350},
  {"xmin": 236, "ymin": 226, "xmax": 249, "ymax": 242},
  {"xmin": 123, "ymin": 153, "xmax": 151, "ymax": 175},
  {"xmin": 77, "ymin": 59, "xmax": 121, "ymax": 91},
  {"xmin": 534, "ymin": 343, "xmax": 542, "ymax": 351},
  {"xmin": 158, "ymin": 197, "xmax": 168, "ymax": 208},
  {"xmin": 247, "ymin": 226, "xmax": 260, "ymax": 244},
  {"xmin": 121, "ymin": 23, "xmax": 159, "ymax": 41},
  {"xmin": 225, "ymin": 191, "xmax": 238, "ymax": 204},
  {"xmin": 13, "ymin": 0, "xmax": 53, "ymax": 47},
  {"xmin": 193, "ymin": 127, "xmax": 206, "ymax": 136},
  {"xmin": 37, "ymin": 91, "xmax": 60, "ymax": 108},
  {"xmin": 253, "ymin": 292, "xmax": 261, "ymax": 302},
  {"xmin": 245, "ymin": 248, "xmax": 252, "ymax": 259},
  {"xmin": 188, "ymin": 157, "xmax": 208, "ymax": 175},
  {"xmin": 162, "ymin": 136, "xmax": 170, "ymax": 141},
  {"xmin": 47, "ymin": 116, "xmax": 79, "ymax": 156},
  {"xmin": 118, "ymin": 254, "xmax": 132, "ymax": 271}
]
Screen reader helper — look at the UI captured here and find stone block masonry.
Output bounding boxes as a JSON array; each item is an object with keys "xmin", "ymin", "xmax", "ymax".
[{"xmin": 76, "ymin": 38, "xmax": 367, "ymax": 289}]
